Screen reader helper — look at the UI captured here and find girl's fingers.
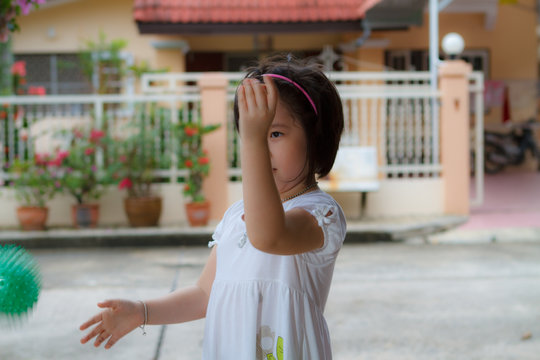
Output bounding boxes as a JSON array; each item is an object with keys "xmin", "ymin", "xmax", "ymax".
[
  {"xmin": 252, "ymin": 79, "xmax": 269, "ymax": 110},
  {"xmin": 80, "ymin": 324, "xmax": 103, "ymax": 344},
  {"xmin": 237, "ymin": 85, "xmax": 247, "ymax": 115},
  {"xmin": 263, "ymin": 75, "xmax": 278, "ymax": 111},
  {"xmin": 242, "ymin": 79, "xmax": 257, "ymax": 111},
  {"xmin": 104, "ymin": 334, "xmax": 120, "ymax": 349},
  {"xmin": 79, "ymin": 313, "xmax": 102, "ymax": 330},
  {"xmin": 98, "ymin": 299, "xmax": 117, "ymax": 309},
  {"xmin": 94, "ymin": 330, "xmax": 110, "ymax": 348}
]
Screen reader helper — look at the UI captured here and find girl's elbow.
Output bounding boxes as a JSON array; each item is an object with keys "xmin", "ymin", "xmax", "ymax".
[{"xmin": 249, "ymin": 234, "xmax": 281, "ymax": 253}]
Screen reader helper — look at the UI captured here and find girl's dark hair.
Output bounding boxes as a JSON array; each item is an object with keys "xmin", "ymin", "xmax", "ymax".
[{"xmin": 234, "ymin": 54, "xmax": 344, "ymax": 180}]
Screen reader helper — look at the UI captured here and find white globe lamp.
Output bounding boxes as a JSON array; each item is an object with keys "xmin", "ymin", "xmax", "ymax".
[{"xmin": 442, "ymin": 32, "xmax": 465, "ymax": 60}]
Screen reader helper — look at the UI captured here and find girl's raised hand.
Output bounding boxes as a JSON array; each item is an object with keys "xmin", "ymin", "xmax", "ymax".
[
  {"xmin": 237, "ymin": 75, "xmax": 278, "ymax": 141},
  {"xmin": 80, "ymin": 299, "xmax": 144, "ymax": 349}
]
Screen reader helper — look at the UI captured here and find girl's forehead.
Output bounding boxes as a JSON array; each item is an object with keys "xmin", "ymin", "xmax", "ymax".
[
  {"xmin": 272, "ymin": 113, "xmax": 301, "ymax": 129},
  {"xmin": 273, "ymin": 101, "xmax": 300, "ymax": 127}
]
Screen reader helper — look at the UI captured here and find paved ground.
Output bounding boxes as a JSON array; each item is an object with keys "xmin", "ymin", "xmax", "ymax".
[
  {"xmin": 429, "ymin": 170, "xmax": 540, "ymax": 244},
  {"xmin": 2, "ymin": 241, "xmax": 539, "ymax": 360},
  {"xmin": 465, "ymin": 171, "xmax": 540, "ymax": 229}
]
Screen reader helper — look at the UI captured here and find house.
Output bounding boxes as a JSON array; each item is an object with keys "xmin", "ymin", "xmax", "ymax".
[
  {"xmin": 13, "ymin": 0, "xmax": 536, "ymax": 129},
  {"xmin": 3, "ymin": 0, "xmax": 537, "ymax": 227}
]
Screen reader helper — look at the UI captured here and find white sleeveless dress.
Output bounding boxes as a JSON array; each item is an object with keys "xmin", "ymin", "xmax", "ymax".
[{"xmin": 202, "ymin": 189, "xmax": 346, "ymax": 360}]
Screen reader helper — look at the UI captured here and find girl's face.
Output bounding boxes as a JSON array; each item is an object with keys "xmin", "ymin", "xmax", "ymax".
[{"xmin": 268, "ymin": 100, "xmax": 309, "ymax": 194}]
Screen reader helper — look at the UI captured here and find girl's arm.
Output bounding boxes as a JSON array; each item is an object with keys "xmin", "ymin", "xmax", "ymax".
[
  {"xmin": 144, "ymin": 245, "xmax": 216, "ymax": 324},
  {"xmin": 80, "ymin": 246, "xmax": 217, "ymax": 349},
  {"xmin": 238, "ymin": 78, "xmax": 324, "ymax": 255}
]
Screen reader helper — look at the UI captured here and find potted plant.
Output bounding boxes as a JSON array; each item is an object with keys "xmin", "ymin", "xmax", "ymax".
[
  {"xmin": 56, "ymin": 126, "xmax": 116, "ymax": 228},
  {"xmin": 5, "ymin": 153, "xmax": 62, "ymax": 230},
  {"xmin": 176, "ymin": 121, "xmax": 220, "ymax": 226},
  {"xmin": 114, "ymin": 114, "xmax": 165, "ymax": 227}
]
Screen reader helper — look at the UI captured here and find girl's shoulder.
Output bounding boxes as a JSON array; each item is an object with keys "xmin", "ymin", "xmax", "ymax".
[
  {"xmin": 288, "ymin": 189, "xmax": 346, "ymax": 229},
  {"xmin": 290, "ymin": 189, "xmax": 347, "ymax": 260},
  {"xmin": 221, "ymin": 199, "xmax": 244, "ymax": 221}
]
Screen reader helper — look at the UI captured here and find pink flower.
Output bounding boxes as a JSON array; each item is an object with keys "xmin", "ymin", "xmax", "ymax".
[
  {"xmin": 16, "ymin": 0, "xmax": 33, "ymax": 15},
  {"xmin": 184, "ymin": 159, "xmax": 193, "ymax": 168},
  {"xmin": 119, "ymin": 155, "xmax": 127, "ymax": 163},
  {"xmin": 35, "ymin": 153, "xmax": 49, "ymax": 165},
  {"xmin": 55, "ymin": 181, "xmax": 61, "ymax": 188},
  {"xmin": 90, "ymin": 129, "xmax": 105, "ymax": 142},
  {"xmin": 48, "ymin": 158, "xmax": 62, "ymax": 167},
  {"xmin": 118, "ymin": 177, "xmax": 132, "ymax": 190},
  {"xmin": 73, "ymin": 129, "xmax": 84, "ymax": 139},
  {"xmin": 11, "ymin": 61, "xmax": 26, "ymax": 77},
  {"xmin": 84, "ymin": 148, "xmax": 94, "ymax": 156},
  {"xmin": 28, "ymin": 86, "xmax": 46, "ymax": 96},
  {"xmin": 56, "ymin": 150, "xmax": 69, "ymax": 161}
]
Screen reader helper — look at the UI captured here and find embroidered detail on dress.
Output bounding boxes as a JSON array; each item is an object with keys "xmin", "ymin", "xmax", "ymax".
[
  {"xmin": 312, "ymin": 205, "xmax": 336, "ymax": 227},
  {"xmin": 238, "ymin": 232, "xmax": 248, "ymax": 248}
]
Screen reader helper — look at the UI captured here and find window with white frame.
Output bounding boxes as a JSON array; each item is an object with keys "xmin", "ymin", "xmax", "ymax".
[{"xmin": 15, "ymin": 52, "xmax": 134, "ymax": 95}]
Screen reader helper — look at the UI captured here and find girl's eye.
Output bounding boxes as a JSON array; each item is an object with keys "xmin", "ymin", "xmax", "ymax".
[{"xmin": 270, "ymin": 131, "xmax": 283, "ymax": 138}]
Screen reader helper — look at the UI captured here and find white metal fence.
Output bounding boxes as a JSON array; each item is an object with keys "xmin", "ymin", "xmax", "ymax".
[
  {"xmin": 0, "ymin": 93, "xmax": 201, "ymax": 183},
  {"xmin": 1, "ymin": 70, "xmax": 484, "ymax": 204},
  {"xmin": 142, "ymin": 71, "xmax": 443, "ymax": 178}
]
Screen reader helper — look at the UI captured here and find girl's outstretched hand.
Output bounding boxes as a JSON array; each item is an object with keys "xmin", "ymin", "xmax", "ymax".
[
  {"xmin": 237, "ymin": 76, "xmax": 278, "ymax": 142},
  {"xmin": 79, "ymin": 299, "xmax": 144, "ymax": 349}
]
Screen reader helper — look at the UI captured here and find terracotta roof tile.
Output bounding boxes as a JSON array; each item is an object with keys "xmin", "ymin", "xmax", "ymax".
[{"xmin": 133, "ymin": 0, "xmax": 381, "ymax": 24}]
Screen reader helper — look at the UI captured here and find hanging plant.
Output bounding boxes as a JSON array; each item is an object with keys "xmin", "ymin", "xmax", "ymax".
[{"xmin": 0, "ymin": 0, "xmax": 46, "ymax": 42}]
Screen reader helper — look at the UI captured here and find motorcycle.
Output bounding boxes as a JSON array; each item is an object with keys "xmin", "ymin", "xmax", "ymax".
[{"xmin": 483, "ymin": 119, "xmax": 540, "ymax": 174}]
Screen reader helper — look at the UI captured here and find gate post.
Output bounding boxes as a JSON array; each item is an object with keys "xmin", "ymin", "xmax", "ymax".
[
  {"xmin": 439, "ymin": 60, "xmax": 472, "ymax": 216},
  {"xmin": 199, "ymin": 73, "xmax": 229, "ymax": 221}
]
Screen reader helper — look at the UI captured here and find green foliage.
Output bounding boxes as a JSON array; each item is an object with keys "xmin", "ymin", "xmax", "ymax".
[
  {"xmin": 78, "ymin": 30, "xmax": 128, "ymax": 94},
  {"xmin": 0, "ymin": 1, "xmax": 45, "ymax": 42},
  {"xmin": 175, "ymin": 121, "xmax": 220, "ymax": 203},
  {"xmin": 5, "ymin": 154, "xmax": 62, "ymax": 207},
  {"xmin": 55, "ymin": 126, "xmax": 120, "ymax": 204},
  {"xmin": 112, "ymin": 104, "xmax": 165, "ymax": 198},
  {"xmin": 128, "ymin": 60, "xmax": 168, "ymax": 80}
]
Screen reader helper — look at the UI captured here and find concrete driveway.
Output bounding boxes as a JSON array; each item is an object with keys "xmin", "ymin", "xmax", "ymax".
[{"xmin": 2, "ymin": 242, "xmax": 539, "ymax": 359}]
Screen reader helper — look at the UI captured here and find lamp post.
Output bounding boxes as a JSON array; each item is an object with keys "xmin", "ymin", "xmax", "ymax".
[{"xmin": 442, "ymin": 32, "xmax": 465, "ymax": 60}]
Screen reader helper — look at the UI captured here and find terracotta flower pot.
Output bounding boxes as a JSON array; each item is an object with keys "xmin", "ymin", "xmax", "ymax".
[
  {"xmin": 71, "ymin": 203, "xmax": 99, "ymax": 228},
  {"xmin": 185, "ymin": 201, "xmax": 210, "ymax": 227},
  {"xmin": 124, "ymin": 196, "xmax": 162, "ymax": 227},
  {"xmin": 16, "ymin": 206, "xmax": 49, "ymax": 231}
]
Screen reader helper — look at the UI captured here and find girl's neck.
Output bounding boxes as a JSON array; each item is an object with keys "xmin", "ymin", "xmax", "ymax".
[{"xmin": 279, "ymin": 178, "xmax": 318, "ymax": 203}]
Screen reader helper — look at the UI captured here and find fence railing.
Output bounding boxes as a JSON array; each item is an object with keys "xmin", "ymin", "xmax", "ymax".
[
  {"xmin": 468, "ymin": 71, "xmax": 485, "ymax": 206},
  {"xmin": 2, "ymin": 70, "xmax": 484, "ymax": 203},
  {"xmin": 0, "ymin": 93, "xmax": 201, "ymax": 183},
  {"xmin": 142, "ymin": 71, "xmax": 444, "ymax": 179}
]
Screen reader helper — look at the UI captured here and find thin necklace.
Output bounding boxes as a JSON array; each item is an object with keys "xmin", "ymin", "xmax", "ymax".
[
  {"xmin": 280, "ymin": 182, "xmax": 318, "ymax": 202},
  {"xmin": 238, "ymin": 182, "xmax": 318, "ymax": 248}
]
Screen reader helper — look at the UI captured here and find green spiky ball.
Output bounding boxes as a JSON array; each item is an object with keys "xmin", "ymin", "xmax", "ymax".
[{"xmin": 0, "ymin": 245, "xmax": 41, "ymax": 320}]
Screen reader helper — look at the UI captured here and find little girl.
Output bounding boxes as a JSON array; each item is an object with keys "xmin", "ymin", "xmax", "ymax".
[{"xmin": 80, "ymin": 54, "xmax": 346, "ymax": 359}]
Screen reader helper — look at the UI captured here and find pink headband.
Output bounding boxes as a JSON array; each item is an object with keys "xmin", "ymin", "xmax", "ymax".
[{"xmin": 262, "ymin": 74, "xmax": 318, "ymax": 115}]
